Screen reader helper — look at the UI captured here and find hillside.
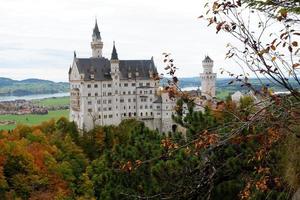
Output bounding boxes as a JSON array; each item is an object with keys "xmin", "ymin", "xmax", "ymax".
[{"xmin": 0, "ymin": 77, "xmax": 69, "ymax": 96}]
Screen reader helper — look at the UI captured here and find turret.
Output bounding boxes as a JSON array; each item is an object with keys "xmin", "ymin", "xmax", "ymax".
[
  {"xmin": 110, "ymin": 41, "xmax": 119, "ymax": 75},
  {"xmin": 202, "ymin": 56, "xmax": 213, "ymax": 73},
  {"xmin": 200, "ymin": 56, "xmax": 217, "ymax": 99},
  {"xmin": 91, "ymin": 19, "xmax": 103, "ymax": 58}
]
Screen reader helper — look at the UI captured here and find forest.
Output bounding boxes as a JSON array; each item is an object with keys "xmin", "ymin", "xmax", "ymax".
[{"xmin": 0, "ymin": 93, "xmax": 299, "ymax": 199}]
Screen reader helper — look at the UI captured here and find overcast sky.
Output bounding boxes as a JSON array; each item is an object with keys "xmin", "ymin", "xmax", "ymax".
[{"xmin": 0, "ymin": 0, "xmax": 241, "ymax": 82}]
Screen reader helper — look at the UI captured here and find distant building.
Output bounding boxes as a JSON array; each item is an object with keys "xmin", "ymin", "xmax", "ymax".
[
  {"xmin": 200, "ymin": 56, "xmax": 217, "ymax": 99},
  {"xmin": 68, "ymin": 20, "xmax": 176, "ymax": 132}
]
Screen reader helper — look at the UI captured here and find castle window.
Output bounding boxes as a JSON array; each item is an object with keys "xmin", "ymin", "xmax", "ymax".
[
  {"xmin": 108, "ymin": 100, "xmax": 112, "ymax": 104},
  {"xmin": 140, "ymin": 105, "xmax": 143, "ymax": 109},
  {"xmin": 108, "ymin": 107, "xmax": 112, "ymax": 111},
  {"xmin": 150, "ymin": 90, "xmax": 152, "ymax": 94},
  {"xmin": 150, "ymin": 98, "xmax": 152, "ymax": 102},
  {"xmin": 95, "ymin": 93, "xmax": 98, "ymax": 96},
  {"xmin": 150, "ymin": 105, "xmax": 152, "ymax": 109},
  {"xmin": 146, "ymin": 82, "xmax": 150, "ymax": 86},
  {"xmin": 108, "ymin": 92, "xmax": 112, "ymax": 96},
  {"xmin": 109, "ymin": 115, "xmax": 113, "ymax": 118},
  {"xmin": 146, "ymin": 112, "xmax": 148, "ymax": 116},
  {"xmin": 88, "ymin": 101, "xmax": 92, "ymax": 105},
  {"xmin": 145, "ymin": 105, "xmax": 148, "ymax": 109},
  {"xmin": 151, "ymin": 112, "xmax": 153, "ymax": 116},
  {"xmin": 103, "ymin": 84, "xmax": 106, "ymax": 88},
  {"xmin": 115, "ymin": 90, "xmax": 118, "ymax": 94},
  {"xmin": 99, "ymin": 115, "xmax": 101, "ymax": 118},
  {"xmin": 103, "ymin": 92, "xmax": 106, "ymax": 96},
  {"xmin": 97, "ymin": 100, "xmax": 101, "ymax": 104},
  {"xmin": 119, "ymin": 83, "xmax": 121, "ymax": 87},
  {"xmin": 134, "ymin": 112, "xmax": 136, "ymax": 116},
  {"xmin": 103, "ymin": 100, "xmax": 107, "ymax": 104},
  {"xmin": 123, "ymin": 91, "xmax": 126, "ymax": 95},
  {"xmin": 124, "ymin": 106, "xmax": 126, "ymax": 110},
  {"xmin": 133, "ymin": 98, "xmax": 136, "ymax": 102},
  {"xmin": 139, "ymin": 83, "xmax": 143, "ymax": 87},
  {"xmin": 94, "ymin": 84, "xmax": 98, "ymax": 88},
  {"xmin": 157, "ymin": 106, "xmax": 161, "ymax": 109},
  {"xmin": 166, "ymin": 106, "xmax": 169, "ymax": 109},
  {"xmin": 124, "ymin": 83, "xmax": 128, "ymax": 87},
  {"xmin": 108, "ymin": 84, "xmax": 112, "ymax": 87},
  {"xmin": 120, "ymin": 99, "xmax": 124, "ymax": 103},
  {"xmin": 140, "ymin": 90, "xmax": 142, "ymax": 94},
  {"xmin": 128, "ymin": 99, "xmax": 131, "ymax": 102},
  {"xmin": 88, "ymin": 93, "xmax": 91, "ymax": 97},
  {"xmin": 98, "ymin": 108, "xmax": 101, "ymax": 111},
  {"xmin": 88, "ymin": 108, "xmax": 92, "ymax": 112},
  {"xmin": 128, "ymin": 91, "xmax": 131, "ymax": 95},
  {"xmin": 140, "ymin": 112, "xmax": 143, "ymax": 116},
  {"xmin": 132, "ymin": 83, "xmax": 136, "ymax": 86},
  {"xmin": 87, "ymin": 84, "xmax": 91, "ymax": 88},
  {"xmin": 103, "ymin": 107, "xmax": 107, "ymax": 111},
  {"xmin": 104, "ymin": 115, "xmax": 107, "ymax": 119},
  {"xmin": 144, "ymin": 91, "xmax": 148, "ymax": 94}
]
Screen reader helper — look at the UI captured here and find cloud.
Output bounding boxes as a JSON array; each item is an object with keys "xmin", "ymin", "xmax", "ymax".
[{"xmin": 0, "ymin": 0, "xmax": 241, "ymax": 82}]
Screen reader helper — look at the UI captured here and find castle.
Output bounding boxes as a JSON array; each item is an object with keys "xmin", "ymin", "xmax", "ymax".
[{"xmin": 69, "ymin": 20, "xmax": 216, "ymax": 132}]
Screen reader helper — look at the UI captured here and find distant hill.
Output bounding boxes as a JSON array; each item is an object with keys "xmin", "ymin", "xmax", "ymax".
[{"xmin": 0, "ymin": 77, "xmax": 69, "ymax": 96}]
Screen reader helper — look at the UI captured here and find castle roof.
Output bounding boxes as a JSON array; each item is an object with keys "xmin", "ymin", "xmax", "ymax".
[
  {"xmin": 74, "ymin": 57, "xmax": 157, "ymax": 81},
  {"xmin": 203, "ymin": 56, "xmax": 213, "ymax": 62},
  {"xmin": 111, "ymin": 42, "xmax": 118, "ymax": 60},
  {"xmin": 93, "ymin": 20, "xmax": 101, "ymax": 39}
]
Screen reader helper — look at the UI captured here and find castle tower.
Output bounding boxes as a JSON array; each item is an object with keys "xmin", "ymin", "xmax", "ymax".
[
  {"xmin": 110, "ymin": 41, "xmax": 119, "ymax": 73},
  {"xmin": 110, "ymin": 42, "xmax": 122, "ymax": 125},
  {"xmin": 200, "ymin": 56, "xmax": 217, "ymax": 99},
  {"xmin": 91, "ymin": 19, "xmax": 103, "ymax": 58}
]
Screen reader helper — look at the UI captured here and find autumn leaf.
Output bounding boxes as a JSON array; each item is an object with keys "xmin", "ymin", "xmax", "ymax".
[
  {"xmin": 292, "ymin": 41, "xmax": 298, "ymax": 47},
  {"xmin": 292, "ymin": 63, "xmax": 300, "ymax": 68}
]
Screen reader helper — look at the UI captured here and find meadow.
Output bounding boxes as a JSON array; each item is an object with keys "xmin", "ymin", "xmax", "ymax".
[
  {"xmin": 0, "ymin": 96, "xmax": 70, "ymax": 130},
  {"xmin": 32, "ymin": 96, "xmax": 69, "ymax": 107},
  {"xmin": 0, "ymin": 109, "xmax": 69, "ymax": 130}
]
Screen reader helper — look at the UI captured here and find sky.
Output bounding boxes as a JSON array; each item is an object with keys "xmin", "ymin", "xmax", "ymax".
[{"xmin": 0, "ymin": 0, "xmax": 240, "ymax": 82}]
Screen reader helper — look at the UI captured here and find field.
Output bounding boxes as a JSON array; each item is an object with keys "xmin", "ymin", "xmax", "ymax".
[
  {"xmin": 0, "ymin": 109, "xmax": 69, "ymax": 130},
  {"xmin": 32, "ymin": 96, "xmax": 69, "ymax": 107},
  {"xmin": 0, "ymin": 96, "xmax": 70, "ymax": 130}
]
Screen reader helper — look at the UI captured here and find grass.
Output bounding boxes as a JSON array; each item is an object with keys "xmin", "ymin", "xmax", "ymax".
[
  {"xmin": 0, "ymin": 109, "xmax": 69, "ymax": 130},
  {"xmin": 32, "ymin": 96, "xmax": 69, "ymax": 107}
]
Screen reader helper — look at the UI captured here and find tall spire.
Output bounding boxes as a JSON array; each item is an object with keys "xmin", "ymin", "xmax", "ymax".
[
  {"xmin": 93, "ymin": 19, "xmax": 101, "ymax": 40},
  {"xmin": 111, "ymin": 41, "xmax": 118, "ymax": 60}
]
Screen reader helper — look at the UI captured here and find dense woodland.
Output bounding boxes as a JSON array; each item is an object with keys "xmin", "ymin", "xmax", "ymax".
[{"xmin": 0, "ymin": 94, "xmax": 299, "ymax": 199}]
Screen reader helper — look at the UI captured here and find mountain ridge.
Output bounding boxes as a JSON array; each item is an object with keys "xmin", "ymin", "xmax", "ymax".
[{"xmin": 0, "ymin": 77, "xmax": 69, "ymax": 96}]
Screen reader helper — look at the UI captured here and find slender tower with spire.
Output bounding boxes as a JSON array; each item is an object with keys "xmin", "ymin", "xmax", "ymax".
[
  {"xmin": 91, "ymin": 19, "xmax": 103, "ymax": 58},
  {"xmin": 200, "ymin": 56, "xmax": 217, "ymax": 99}
]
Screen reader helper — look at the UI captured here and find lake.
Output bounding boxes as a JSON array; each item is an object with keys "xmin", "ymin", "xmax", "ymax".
[{"xmin": 0, "ymin": 92, "xmax": 70, "ymax": 102}]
